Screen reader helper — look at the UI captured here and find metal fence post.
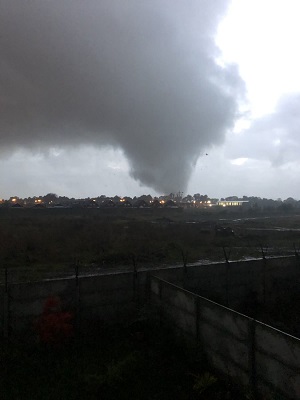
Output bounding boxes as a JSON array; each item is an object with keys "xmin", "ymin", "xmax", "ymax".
[
  {"xmin": 223, "ymin": 247, "xmax": 231, "ymax": 307},
  {"xmin": 260, "ymin": 245, "xmax": 267, "ymax": 305},
  {"xmin": 293, "ymin": 243, "xmax": 300, "ymax": 261},
  {"xmin": 4, "ymin": 267, "xmax": 10, "ymax": 339},
  {"xmin": 159, "ymin": 279, "xmax": 163, "ymax": 327},
  {"xmin": 195, "ymin": 297, "xmax": 200, "ymax": 341},
  {"xmin": 74, "ymin": 261, "xmax": 81, "ymax": 400},
  {"xmin": 74, "ymin": 261, "xmax": 80, "ymax": 340},
  {"xmin": 248, "ymin": 318, "xmax": 257, "ymax": 398},
  {"xmin": 132, "ymin": 254, "xmax": 138, "ymax": 304}
]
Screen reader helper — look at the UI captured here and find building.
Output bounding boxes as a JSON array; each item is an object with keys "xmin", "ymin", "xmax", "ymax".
[{"xmin": 217, "ymin": 200, "xmax": 249, "ymax": 207}]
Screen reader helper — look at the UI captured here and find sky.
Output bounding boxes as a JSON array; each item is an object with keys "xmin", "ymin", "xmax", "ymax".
[{"xmin": 1, "ymin": 0, "xmax": 300, "ymax": 200}]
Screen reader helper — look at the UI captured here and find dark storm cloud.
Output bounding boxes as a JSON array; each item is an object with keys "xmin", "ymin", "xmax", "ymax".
[
  {"xmin": 227, "ymin": 93, "xmax": 300, "ymax": 166},
  {"xmin": 0, "ymin": 0, "xmax": 244, "ymax": 193}
]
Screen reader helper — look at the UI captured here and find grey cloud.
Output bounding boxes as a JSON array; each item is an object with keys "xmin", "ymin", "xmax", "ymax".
[
  {"xmin": 0, "ymin": 0, "xmax": 244, "ymax": 193},
  {"xmin": 227, "ymin": 93, "xmax": 300, "ymax": 166}
]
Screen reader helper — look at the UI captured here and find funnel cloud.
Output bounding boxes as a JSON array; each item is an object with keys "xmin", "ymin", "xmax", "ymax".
[{"xmin": 0, "ymin": 1, "xmax": 244, "ymax": 193}]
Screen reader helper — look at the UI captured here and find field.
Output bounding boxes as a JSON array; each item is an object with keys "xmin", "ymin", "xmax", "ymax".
[{"xmin": 1, "ymin": 206, "xmax": 300, "ymax": 283}]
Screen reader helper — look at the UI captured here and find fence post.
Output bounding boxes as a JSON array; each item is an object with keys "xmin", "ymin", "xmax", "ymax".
[
  {"xmin": 248, "ymin": 318, "xmax": 257, "ymax": 398},
  {"xmin": 159, "ymin": 279, "xmax": 163, "ymax": 327},
  {"xmin": 260, "ymin": 245, "xmax": 267, "ymax": 305},
  {"xmin": 75, "ymin": 261, "xmax": 79, "ymax": 286},
  {"xmin": 73, "ymin": 261, "xmax": 82, "ymax": 400},
  {"xmin": 223, "ymin": 247, "xmax": 231, "ymax": 307},
  {"xmin": 132, "ymin": 254, "xmax": 138, "ymax": 304},
  {"xmin": 195, "ymin": 297, "xmax": 200, "ymax": 341},
  {"xmin": 293, "ymin": 243, "xmax": 300, "ymax": 260},
  {"xmin": 74, "ymin": 261, "xmax": 80, "ymax": 340},
  {"xmin": 182, "ymin": 250, "xmax": 188, "ymax": 273},
  {"xmin": 145, "ymin": 272, "xmax": 151, "ymax": 305},
  {"xmin": 3, "ymin": 267, "xmax": 10, "ymax": 339}
]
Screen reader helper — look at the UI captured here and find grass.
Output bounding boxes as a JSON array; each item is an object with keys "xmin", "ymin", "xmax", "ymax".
[{"xmin": 0, "ymin": 207, "xmax": 299, "ymax": 286}]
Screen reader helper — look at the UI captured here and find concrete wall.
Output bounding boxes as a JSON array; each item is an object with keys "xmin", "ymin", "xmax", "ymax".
[
  {"xmin": 255, "ymin": 321, "xmax": 300, "ymax": 399},
  {"xmin": 150, "ymin": 275, "xmax": 300, "ymax": 400}
]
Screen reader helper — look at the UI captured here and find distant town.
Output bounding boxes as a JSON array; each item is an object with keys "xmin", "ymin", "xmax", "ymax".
[{"xmin": 0, "ymin": 192, "xmax": 299, "ymax": 211}]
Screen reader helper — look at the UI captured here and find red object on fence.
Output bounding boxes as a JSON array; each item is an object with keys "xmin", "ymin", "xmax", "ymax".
[{"xmin": 35, "ymin": 296, "xmax": 74, "ymax": 346}]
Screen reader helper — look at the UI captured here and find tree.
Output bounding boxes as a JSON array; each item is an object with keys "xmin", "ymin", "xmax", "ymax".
[{"xmin": 43, "ymin": 193, "xmax": 58, "ymax": 204}]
